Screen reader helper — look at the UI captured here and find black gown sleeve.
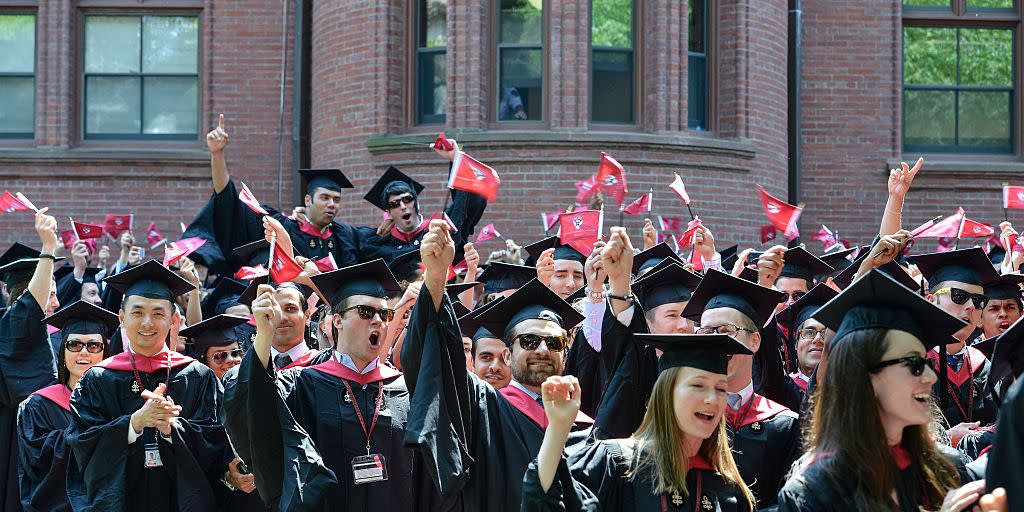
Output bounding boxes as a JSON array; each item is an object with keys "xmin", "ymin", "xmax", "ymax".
[
  {"xmin": 592, "ymin": 307, "xmax": 659, "ymax": 440},
  {"xmin": 986, "ymin": 377, "xmax": 1024, "ymax": 509},
  {"xmin": 564, "ymin": 302, "xmax": 641, "ymax": 417},
  {"xmin": 444, "ymin": 187, "xmax": 488, "ymax": 262},
  {"xmin": 182, "ymin": 192, "xmax": 230, "ymax": 274},
  {"xmin": 521, "ymin": 455, "xmax": 599, "ymax": 512},
  {"xmin": 0, "ymin": 293, "xmax": 57, "ymax": 403},
  {"xmin": 55, "ymin": 270, "xmax": 83, "ymax": 307},
  {"xmin": 16, "ymin": 394, "xmax": 72, "ymax": 512}
]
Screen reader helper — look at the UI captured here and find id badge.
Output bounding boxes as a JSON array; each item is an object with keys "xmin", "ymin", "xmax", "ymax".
[
  {"xmin": 351, "ymin": 454, "xmax": 388, "ymax": 484},
  {"xmin": 144, "ymin": 442, "xmax": 163, "ymax": 468}
]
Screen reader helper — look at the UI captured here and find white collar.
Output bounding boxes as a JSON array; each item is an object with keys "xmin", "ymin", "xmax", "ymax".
[
  {"xmin": 794, "ymin": 372, "xmax": 811, "ymax": 384},
  {"xmin": 729, "ymin": 380, "xmax": 754, "ymax": 408},
  {"xmin": 271, "ymin": 341, "xmax": 310, "ymax": 361},
  {"xmin": 509, "ymin": 379, "xmax": 540, "ymax": 401},
  {"xmin": 334, "ymin": 351, "xmax": 379, "ymax": 375}
]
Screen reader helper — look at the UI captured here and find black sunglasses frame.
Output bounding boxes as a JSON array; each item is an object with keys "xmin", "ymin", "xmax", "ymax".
[
  {"xmin": 513, "ymin": 333, "xmax": 568, "ymax": 352},
  {"xmin": 871, "ymin": 355, "xmax": 935, "ymax": 377}
]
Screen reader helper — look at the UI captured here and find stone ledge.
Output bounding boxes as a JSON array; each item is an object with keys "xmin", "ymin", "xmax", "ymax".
[
  {"xmin": 885, "ymin": 157, "xmax": 1024, "ymax": 181},
  {"xmin": 0, "ymin": 148, "xmax": 210, "ymax": 178}
]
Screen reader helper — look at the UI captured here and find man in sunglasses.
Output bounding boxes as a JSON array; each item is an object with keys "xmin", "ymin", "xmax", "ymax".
[
  {"xmin": 916, "ymin": 247, "xmax": 1001, "ymax": 430},
  {"xmin": 401, "ymin": 220, "xmax": 592, "ymax": 512}
]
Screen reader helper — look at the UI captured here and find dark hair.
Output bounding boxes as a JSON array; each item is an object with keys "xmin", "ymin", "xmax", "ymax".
[
  {"xmin": 7, "ymin": 281, "xmax": 28, "ymax": 307},
  {"xmin": 276, "ymin": 282, "xmax": 309, "ymax": 311},
  {"xmin": 58, "ymin": 332, "xmax": 110, "ymax": 387},
  {"xmin": 806, "ymin": 328, "xmax": 958, "ymax": 509}
]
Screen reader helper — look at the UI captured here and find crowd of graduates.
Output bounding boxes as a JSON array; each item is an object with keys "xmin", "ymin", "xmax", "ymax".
[{"xmin": 1, "ymin": 116, "xmax": 1023, "ymax": 512}]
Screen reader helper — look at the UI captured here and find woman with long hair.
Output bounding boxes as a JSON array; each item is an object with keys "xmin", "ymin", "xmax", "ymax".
[
  {"xmin": 523, "ymin": 334, "xmax": 755, "ymax": 511},
  {"xmin": 17, "ymin": 300, "xmax": 115, "ymax": 512},
  {"xmin": 777, "ymin": 270, "xmax": 983, "ymax": 511}
]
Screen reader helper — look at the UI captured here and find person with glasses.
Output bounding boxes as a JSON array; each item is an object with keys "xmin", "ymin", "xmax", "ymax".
[
  {"xmin": 915, "ymin": 248, "xmax": 1001, "ymax": 433},
  {"xmin": 778, "ymin": 269, "xmax": 982, "ymax": 512},
  {"xmin": 180, "ymin": 314, "xmax": 249, "ymax": 381},
  {"xmin": 776, "ymin": 284, "xmax": 839, "ymax": 396},
  {"xmin": 681, "ymin": 268, "xmax": 800, "ymax": 509},
  {"xmin": 401, "ymin": 220, "xmax": 592, "ymax": 512},
  {"xmin": 222, "ymin": 258, "xmax": 456, "ymax": 510},
  {"xmin": 16, "ymin": 300, "xmax": 115, "ymax": 512}
]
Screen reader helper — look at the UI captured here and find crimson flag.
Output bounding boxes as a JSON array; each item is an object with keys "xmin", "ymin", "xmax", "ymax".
[
  {"xmin": 235, "ymin": 265, "xmax": 269, "ymax": 280},
  {"xmin": 658, "ymin": 216, "xmax": 685, "ymax": 235},
  {"xmin": 669, "ymin": 173, "xmax": 691, "ymax": 205},
  {"xmin": 239, "ymin": 182, "xmax": 269, "ymax": 215},
  {"xmin": 761, "ymin": 225, "xmax": 778, "ymax": 243},
  {"xmin": 60, "ymin": 230, "xmax": 77, "ymax": 251},
  {"xmin": 146, "ymin": 222, "xmax": 166, "ymax": 249},
  {"xmin": 313, "ymin": 254, "xmax": 338, "ymax": 272},
  {"xmin": 757, "ymin": 186, "xmax": 802, "ymax": 240},
  {"xmin": 575, "ymin": 177, "xmax": 598, "ymax": 203},
  {"xmin": 961, "ymin": 218, "xmax": 995, "ymax": 238},
  {"xmin": 596, "ymin": 152, "xmax": 627, "ymax": 207},
  {"xmin": 677, "ymin": 219, "xmax": 703, "ymax": 248},
  {"xmin": 1004, "ymin": 185, "xmax": 1024, "ymax": 210},
  {"xmin": 449, "ymin": 151, "xmax": 501, "ymax": 202},
  {"xmin": 162, "ymin": 237, "xmax": 207, "ymax": 266},
  {"xmin": 475, "ymin": 223, "xmax": 501, "ymax": 243},
  {"xmin": 427, "ymin": 210, "xmax": 458, "ymax": 231},
  {"xmin": 72, "ymin": 220, "xmax": 104, "ymax": 240},
  {"xmin": 431, "ymin": 132, "xmax": 454, "ymax": 151},
  {"xmin": 270, "ymin": 244, "xmax": 303, "ymax": 284},
  {"xmin": 914, "ymin": 208, "xmax": 982, "ymax": 238},
  {"xmin": 690, "ymin": 246, "xmax": 704, "ymax": 271},
  {"xmin": 0, "ymin": 191, "xmax": 30, "ymax": 213},
  {"xmin": 104, "ymin": 214, "xmax": 133, "ymax": 240},
  {"xmin": 452, "ymin": 259, "xmax": 469, "ymax": 275},
  {"xmin": 558, "ymin": 209, "xmax": 603, "ymax": 255},
  {"xmin": 542, "ymin": 210, "xmax": 561, "ymax": 231},
  {"xmin": 623, "ymin": 190, "xmax": 653, "ymax": 215}
]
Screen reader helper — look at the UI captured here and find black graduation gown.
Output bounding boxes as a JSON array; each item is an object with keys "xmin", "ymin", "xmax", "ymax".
[
  {"xmin": 986, "ymin": 377, "xmax": 1024, "ymax": 511},
  {"xmin": 724, "ymin": 394, "xmax": 802, "ymax": 509},
  {"xmin": 54, "ymin": 272, "xmax": 81, "ymax": 310},
  {"xmin": 0, "ymin": 294, "xmax": 57, "ymax": 512},
  {"xmin": 957, "ymin": 427, "xmax": 995, "ymax": 461},
  {"xmin": 355, "ymin": 188, "xmax": 487, "ymax": 266},
  {"xmin": 564, "ymin": 303, "xmax": 640, "ymax": 419},
  {"xmin": 521, "ymin": 439, "xmax": 753, "ymax": 512},
  {"xmin": 591, "ymin": 316, "xmax": 658, "ymax": 441},
  {"xmin": 776, "ymin": 444, "xmax": 969, "ymax": 512},
  {"xmin": 753, "ymin": 324, "xmax": 804, "ymax": 413},
  {"xmin": 927, "ymin": 345, "xmax": 998, "ymax": 426},
  {"xmin": 221, "ymin": 350, "xmax": 453, "ymax": 511},
  {"xmin": 400, "ymin": 286, "xmax": 594, "ymax": 512},
  {"xmin": 16, "ymin": 385, "xmax": 74, "ymax": 512},
  {"xmin": 181, "ymin": 191, "xmax": 230, "ymax": 274},
  {"xmin": 66, "ymin": 352, "xmax": 229, "ymax": 512}
]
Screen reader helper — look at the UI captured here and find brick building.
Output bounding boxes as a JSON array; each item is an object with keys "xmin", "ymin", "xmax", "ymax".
[{"xmin": 0, "ymin": 0, "xmax": 1019, "ymax": 257}]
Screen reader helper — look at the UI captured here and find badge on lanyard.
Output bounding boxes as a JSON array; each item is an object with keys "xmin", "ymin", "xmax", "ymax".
[
  {"xmin": 352, "ymin": 453, "xmax": 389, "ymax": 484},
  {"xmin": 144, "ymin": 441, "xmax": 163, "ymax": 468}
]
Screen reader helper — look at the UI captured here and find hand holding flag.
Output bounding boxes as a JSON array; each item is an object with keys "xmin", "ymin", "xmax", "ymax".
[{"xmin": 449, "ymin": 151, "xmax": 501, "ymax": 202}]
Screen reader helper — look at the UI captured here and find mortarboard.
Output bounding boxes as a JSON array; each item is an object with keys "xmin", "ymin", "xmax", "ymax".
[
  {"xmin": 308, "ymin": 258, "xmax": 402, "ymax": 310},
  {"xmin": 719, "ymin": 245, "xmax": 740, "ymax": 271},
  {"xmin": 0, "ymin": 242, "xmax": 65, "ymax": 285},
  {"xmin": 53, "ymin": 265, "xmax": 102, "ymax": 284},
  {"xmin": 831, "ymin": 251, "xmax": 920, "ymax": 291},
  {"xmin": 775, "ymin": 283, "xmax": 839, "ymax": 330},
  {"xmin": 237, "ymin": 279, "xmax": 261, "ymax": 311},
  {"xmin": 819, "ymin": 245, "xmax": 860, "ymax": 274},
  {"xmin": 298, "ymin": 168, "xmax": 354, "ymax": 195},
  {"xmin": 180, "ymin": 314, "xmax": 250, "ymax": 354},
  {"xmin": 388, "ymin": 248, "xmax": 425, "ymax": 283},
  {"xmin": 458, "ymin": 295, "xmax": 506, "ymax": 342},
  {"xmin": 988, "ymin": 316, "xmax": 1024, "ymax": 394},
  {"xmin": 637, "ymin": 333, "xmax": 753, "ymax": 375},
  {"xmin": 476, "ymin": 279, "xmax": 585, "ymax": 343},
  {"xmin": 202, "ymin": 277, "xmax": 249, "ymax": 317},
  {"xmin": 632, "ymin": 242, "xmax": 683, "ymax": 276},
  {"xmin": 523, "ymin": 236, "xmax": 587, "ymax": 266},
  {"xmin": 446, "ymin": 281, "xmax": 480, "ymax": 299},
  {"xmin": 914, "ymin": 247, "xmax": 1000, "ymax": 288},
  {"xmin": 44, "ymin": 300, "xmax": 119, "ymax": 339},
  {"xmin": 233, "ymin": 239, "xmax": 270, "ymax": 267},
  {"xmin": 737, "ymin": 266, "xmax": 758, "ymax": 283},
  {"xmin": 103, "ymin": 260, "xmax": 195, "ymax": 303},
  {"xmin": 682, "ymin": 269, "xmax": 787, "ymax": 327},
  {"xmin": 479, "ymin": 262, "xmax": 537, "ymax": 294},
  {"xmin": 363, "ymin": 166, "xmax": 425, "ymax": 211},
  {"xmin": 778, "ymin": 247, "xmax": 834, "ymax": 283},
  {"xmin": 984, "ymin": 273, "xmax": 1024, "ymax": 302},
  {"xmin": 988, "ymin": 244, "xmax": 1007, "ymax": 267},
  {"xmin": 631, "ymin": 262, "xmax": 702, "ymax": 312}
]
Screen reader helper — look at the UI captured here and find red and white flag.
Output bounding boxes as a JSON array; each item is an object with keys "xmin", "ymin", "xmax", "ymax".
[
  {"xmin": 658, "ymin": 216, "xmax": 685, "ymax": 235},
  {"xmin": 239, "ymin": 182, "xmax": 269, "ymax": 215},
  {"xmin": 757, "ymin": 186, "xmax": 802, "ymax": 240},
  {"xmin": 146, "ymin": 222, "xmax": 166, "ymax": 249},
  {"xmin": 475, "ymin": 223, "xmax": 501, "ymax": 243},
  {"xmin": 104, "ymin": 214, "xmax": 133, "ymax": 240},
  {"xmin": 542, "ymin": 210, "xmax": 561, "ymax": 231},
  {"xmin": 961, "ymin": 217, "xmax": 995, "ymax": 238},
  {"xmin": 575, "ymin": 176, "xmax": 599, "ymax": 204},
  {"xmin": 761, "ymin": 225, "xmax": 778, "ymax": 243},
  {"xmin": 595, "ymin": 152, "xmax": 627, "ymax": 207},
  {"xmin": 313, "ymin": 254, "xmax": 338, "ymax": 272},
  {"xmin": 430, "ymin": 132, "xmax": 455, "ymax": 152},
  {"xmin": 73, "ymin": 220, "xmax": 104, "ymax": 240},
  {"xmin": 623, "ymin": 190, "xmax": 653, "ymax": 215},
  {"xmin": 452, "ymin": 259, "xmax": 469, "ymax": 275},
  {"xmin": 558, "ymin": 209, "xmax": 603, "ymax": 255},
  {"xmin": 0, "ymin": 191, "xmax": 30, "ymax": 213},
  {"xmin": 60, "ymin": 230, "xmax": 78, "ymax": 251},
  {"xmin": 914, "ymin": 208, "xmax": 992, "ymax": 239},
  {"xmin": 449, "ymin": 151, "xmax": 501, "ymax": 202},
  {"xmin": 427, "ymin": 210, "xmax": 458, "ymax": 232},
  {"xmin": 162, "ymin": 237, "xmax": 207, "ymax": 266},
  {"xmin": 669, "ymin": 173, "xmax": 691, "ymax": 205},
  {"xmin": 1004, "ymin": 185, "xmax": 1024, "ymax": 210},
  {"xmin": 270, "ymin": 243, "xmax": 304, "ymax": 284},
  {"xmin": 677, "ymin": 219, "xmax": 703, "ymax": 248},
  {"xmin": 234, "ymin": 265, "xmax": 269, "ymax": 281}
]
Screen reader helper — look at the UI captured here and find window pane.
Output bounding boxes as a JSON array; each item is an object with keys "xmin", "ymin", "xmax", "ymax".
[
  {"xmin": 417, "ymin": 51, "xmax": 446, "ymax": 124},
  {"xmin": 500, "ymin": 0, "xmax": 542, "ymax": 44},
  {"xmin": 498, "ymin": 48, "xmax": 542, "ymax": 121},
  {"xmin": 689, "ymin": 0, "xmax": 706, "ymax": 53},
  {"xmin": 0, "ymin": 76, "xmax": 34, "ymax": 133},
  {"xmin": 85, "ymin": 16, "xmax": 141, "ymax": 73},
  {"xmin": 903, "ymin": 0, "xmax": 951, "ymax": 7},
  {"xmin": 904, "ymin": 89, "xmax": 955, "ymax": 147},
  {"xmin": 903, "ymin": 27, "xmax": 956, "ymax": 86},
  {"xmin": 419, "ymin": 0, "xmax": 446, "ymax": 48},
  {"xmin": 960, "ymin": 29, "xmax": 1013, "ymax": 87},
  {"xmin": 592, "ymin": 0, "xmax": 632, "ymax": 48},
  {"xmin": 86, "ymin": 76, "xmax": 141, "ymax": 134},
  {"xmin": 688, "ymin": 54, "xmax": 708, "ymax": 130},
  {"xmin": 143, "ymin": 77, "xmax": 198, "ymax": 134},
  {"xmin": 592, "ymin": 50, "xmax": 633, "ymax": 123},
  {"xmin": 143, "ymin": 16, "xmax": 199, "ymax": 74},
  {"xmin": 0, "ymin": 15, "xmax": 35, "ymax": 73},
  {"xmin": 968, "ymin": 0, "xmax": 1014, "ymax": 9},
  {"xmin": 959, "ymin": 91, "xmax": 1012, "ymax": 150}
]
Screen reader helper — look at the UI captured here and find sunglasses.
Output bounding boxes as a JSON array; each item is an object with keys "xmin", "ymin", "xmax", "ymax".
[
  {"xmin": 513, "ymin": 333, "xmax": 568, "ymax": 352},
  {"xmin": 872, "ymin": 355, "xmax": 935, "ymax": 377},
  {"xmin": 386, "ymin": 195, "xmax": 416, "ymax": 210},
  {"xmin": 933, "ymin": 287, "xmax": 988, "ymax": 309},
  {"xmin": 779, "ymin": 290, "xmax": 807, "ymax": 303},
  {"xmin": 210, "ymin": 348, "xmax": 244, "ymax": 364},
  {"xmin": 66, "ymin": 340, "xmax": 105, "ymax": 354},
  {"xmin": 341, "ymin": 304, "xmax": 396, "ymax": 322}
]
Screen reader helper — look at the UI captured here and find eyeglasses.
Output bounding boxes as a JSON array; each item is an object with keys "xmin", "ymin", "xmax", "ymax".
[
  {"xmin": 386, "ymin": 195, "xmax": 415, "ymax": 209},
  {"xmin": 932, "ymin": 287, "xmax": 988, "ymax": 309},
  {"xmin": 66, "ymin": 340, "xmax": 105, "ymax": 354},
  {"xmin": 796, "ymin": 328, "xmax": 827, "ymax": 341},
  {"xmin": 780, "ymin": 291, "xmax": 807, "ymax": 303},
  {"xmin": 210, "ymin": 348, "xmax": 244, "ymax": 364},
  {"xmin": 871, "ymin": 355, "xmax": 935, "ymax": 377},
  {"xmin": 341, "ymin": 304, "xmax": 396, "ymax": 322},
  {"xmin": 513, "ymin": 333, "xmax": 568, "ymax": 352},
  {"xmin": 695, "ymin": 323, "xmax": 756, "ymax": 337}
]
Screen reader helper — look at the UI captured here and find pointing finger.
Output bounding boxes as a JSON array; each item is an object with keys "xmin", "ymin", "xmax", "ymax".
[{"xmin": 218, "ymin": 114, "xmax": 224, "ymax": 130}]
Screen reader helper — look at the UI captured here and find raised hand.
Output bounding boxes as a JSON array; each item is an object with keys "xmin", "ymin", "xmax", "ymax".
[
  {"xmin": 535, "ymin": 248, "xmax": 556, "ymax": 287},
  {"xmin": 252, "ymin": 285, "xmax": 282, "ymax": 332},
  {"xmin": 263, "ymin": 216, "xmax": 294, "ymax": 259},
  {"xmin": 34, "ymin": 207, "xmax": 58, "ymax": 251},
  {"xmin": 694, "ymin": 224, "xmax": 717, "ymax": 261},
  {"xmin": 756, "ymin": 245, "xmax": 787, "ymax": 287},
  {"xmin": 420, "ymin": 219, "xmax": 456, "ymax": 283},
  {"xmin": 541, "ymin": 375, "xmax": 582, "ymax": 431},
  {"xmin": 463, "ymin": 242, "xmax": 480, "ymax": 274},
  {"xmin": 888, "ymin": 157, "xmax": 923, "ymax": 199},
  {"xmin": 432, "ymin": 137, "xmax": 458, "ymax": 161},
  {"xmin": 206, "ymin": 114, "xmax": 229, "ymax": 154},
  {"xmin": 601, "ymin": 227, "xmax": 634, "ymax": 284},
  {"xmin": 584, "ymin": 240, "xmax": 607, "ymax": 294},
  {"xmin": 642, "ymin": 218, "xmax": 657, "ymax": 250},
  {"xmin": 71, "ymin": 241, "xmax": 90, "ymax": 272},
  {"xmin": 868, "ymin": 230, "xmax": 911, "ymax": 267}
]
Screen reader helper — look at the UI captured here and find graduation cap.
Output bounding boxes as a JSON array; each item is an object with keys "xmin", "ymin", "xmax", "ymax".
[
  {"xmin": 180, "ymin": 314, "xmax": 250, "ymax": 354},
  {"xmin": 479, "ymin": 262, "xmax": 537, "ymax": 294},
  {"xmin": 446, "ymin": 281, "xmax": 480, "ymax": 299},
  {"xmin": 0, "ymin": 242, "xmax": 64, "ymax": 285},
  {"xmin": 308, "ymin": 258, "xmax": 402, "ymax": 310},
  {"xmin": 914, "ymin": 247, "xmax": 1000, "ymax": 288},
  {"xmin": 43, "ymin": 300, "xmax": 120, "ymax": 339},
  {"xmin": 988, "ymin": 244, "xmax": 1007, "ymax": 267},
  {"xmin": 988, "ymin": 316, "xmax": 1024, "ymax": 393},
  {"xmin": 737, "ymin": 266, "xmax": 758, "ymax": 283},
  {"xmin": 202, "ymin": 277, "xmax": 249, "ymax": 317},
  {"xmin": 814, "ymin": 269, "xmax": 967, "ymax": 348},
  {"xmin": 775, "ymin": 283, "xmax": 839, "ymax": 330},
  {"xmin": 819, "ymin": 246, "xmax": 860, "ymax": 273},
  {"xmin": 458, "ymin": 296, "xmax": 505, "ymax": 342},
  {"xmin": 103, "ymin": 260, "xmax": 195, "ymax": 303},
  {"xmin": 681, "ymin": 269, "xmax": 786, "ymax": 327},
  {"xmin": 523, "ymin": 236, "xmax": 587, "ymax": 266},
  {"xmin": 984, "ymin": 273, "xmax": 1024, "ymax": 302},
  {"xmin": 565, "ymin": 286, "xmax": 587, "ymax": 303},
  {"xmin": 632, "ymin": 242, "xmax": 683, "ymax": 276},
  {"xmin": 298, "ymin": 168, "xmax": 354, "ymax": 195},
  {"xmin": 233, "ymin": 239, "xmax": 270, "ymax": 266},
  {"xmin": 636, "ymin": 333, "xmax": 753, "ymax": 374},
  {"xmin": 363, "ymin": 166, "xmax": 425, "ymax": 211},
  {"xmin": 237, "ymin": 279, "xmax": 261, "ymax": 311},
  {"xmin": 388, "ymin": 248, "xmax": 424, "ymax": 283},
  {"xmin": 719, "ymin": 245, "xmax": 739, "ymax": 271},
  {"xmin": 631, "ymin": 262, "xmax": 702, "ymax": 312},
  {"xmin": 831, "ymin": 251, "xmax": 920, "ymax": 291},
  {"xmin": 476, "ymin": 279, "xmax": 585, "ymax": 343},
  {"xmin": 778, "ymin": 247, "xmax": 833, "ymax": 284},
  {"xmin": 53, "ymin": 265, "xmax": 102, "ymax": 284}
]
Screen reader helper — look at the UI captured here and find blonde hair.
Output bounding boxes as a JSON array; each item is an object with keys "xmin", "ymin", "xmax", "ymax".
[{"xmin": 628, "ymin": 366, "xmax": 755, "ymax": 508}]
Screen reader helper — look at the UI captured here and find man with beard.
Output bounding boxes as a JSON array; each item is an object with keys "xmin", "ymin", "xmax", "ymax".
[
  {"xmin": 401, "ymin": 220, "xmax": 592, "ymax": 511},
  {"xmin": 979, "ymin": 274, "xmax": 1024, "ymax": 341}
]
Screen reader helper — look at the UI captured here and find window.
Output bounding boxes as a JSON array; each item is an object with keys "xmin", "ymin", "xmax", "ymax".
[
  {"xmin": 688, "ymin": 0, "xmax": 708, "ymax": 131},
  {"xmin": 416, "ymin": 0, "xmax": 446, "ymax": 125},
  {"xmin": 83, "ymin": 14, "xmax": 199, "ymax": 140},
  {"xmin": 497, "ymin": 0, "xmax": 543, "ymax": 122},
  {"xmin": 902, "ymin": 1, "xmax": 1016, "ymax": 153},
  {"xmin": 0, "ymin": 14, "xmax": 35, "ymax": 138},
  {"xmin": 591, "ymin": 0, "xmax": 635, "ymax": 124}
]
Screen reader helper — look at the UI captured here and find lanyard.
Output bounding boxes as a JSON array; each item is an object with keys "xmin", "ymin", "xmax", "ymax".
[
  {"xmin": 341, "ymin": 379, "xmax": 385, "ymax": 455},
  {"xmin": 948, "ymin": 349, "xmax": 975, "ymax": 422},
  {"xmin": 129, "ymin": 350, "xmax": 171, "ymax": 395}
]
